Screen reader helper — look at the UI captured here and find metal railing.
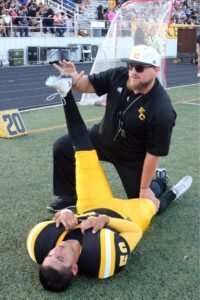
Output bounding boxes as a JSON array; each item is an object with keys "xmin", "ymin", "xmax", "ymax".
[{"xmin": 0, "ymin": 15, "xmax": 107, "ymax": 37}]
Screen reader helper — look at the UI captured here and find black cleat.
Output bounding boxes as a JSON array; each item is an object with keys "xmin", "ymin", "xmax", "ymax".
[
  {"xmin": 156, "ymin": 168, "xmax": 169, "ymax": 185},
  {"xmin": 47, "ymin": 196, "xmax": 76, "ymax": 212}
]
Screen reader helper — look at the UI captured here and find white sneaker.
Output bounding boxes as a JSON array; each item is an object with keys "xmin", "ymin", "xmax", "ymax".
[
  {"xmin": 45, "ymin": 75, "xmax": 72, "ymax": 98},
  {"xmin": 197, "ymin": 73, "xmax": 200, "ymax": 78},
  {"xmin": 172, "ymin": 176, "xmax": 193, "ymax": 200}
]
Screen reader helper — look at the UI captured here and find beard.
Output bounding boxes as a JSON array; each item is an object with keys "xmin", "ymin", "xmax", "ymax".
[{"xmin": 126, "ymin": 77, "xmax": 153, "ymax": 92}]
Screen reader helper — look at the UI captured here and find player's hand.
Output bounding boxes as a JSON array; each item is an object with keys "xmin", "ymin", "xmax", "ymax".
[
  {"xmin": 53, "ymin": 60, "xmax": 85, "ymax": 87},
  {"xmin": 139, "ymin": 187, "xmax": 160, "ymax": 211},
  {"xmin": 81, "ymin": 215, "xmax": 109, "ymax": 234},
  {"xmin": 54, "ymin": 209, "xmax": 78, "ymax": 231}
]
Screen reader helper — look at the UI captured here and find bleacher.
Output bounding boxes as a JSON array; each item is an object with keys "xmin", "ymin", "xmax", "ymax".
[
  {"xmin": 0, "ymin": 0, "xmax": 111, "ymax": 38},
  {"xmin": 0, "ymin": 0, "xmax": 199, "ymax": 38}
]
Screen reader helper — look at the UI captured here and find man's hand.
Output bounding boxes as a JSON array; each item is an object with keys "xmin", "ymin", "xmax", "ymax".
[
  {"xmin": 140, "ymin": 187, "xmax": 160, "ymax": 211},
  {"xmin": 53, "ymin": 60, "xmax": 85, "ymax": 87},
  {"xmin": 54, "ymin": 209, "xmax": 78, "ymax": 231},
  {"xmin": 81, "ymin": 215, "xmax": 109, "ymax": 234}
]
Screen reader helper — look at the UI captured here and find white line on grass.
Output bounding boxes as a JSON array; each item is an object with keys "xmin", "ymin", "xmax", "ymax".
[
  {"xmin": 183, "ymin": 102, "xmax": 200, "ymax": 106},
  {"xmin": 166, "ymin": 83, "xmax": 200, "ymax": 90}
]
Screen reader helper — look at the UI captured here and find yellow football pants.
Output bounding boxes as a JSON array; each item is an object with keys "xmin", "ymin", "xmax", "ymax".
[{"xmin": 75, "ymin": 150, "xmax": 156, "ymax": 232}]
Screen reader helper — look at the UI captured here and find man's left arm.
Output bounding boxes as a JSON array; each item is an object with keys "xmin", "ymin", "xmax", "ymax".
[{"xmin": 139, "ymin": 152, "xmax": 160, "ymax": 201}]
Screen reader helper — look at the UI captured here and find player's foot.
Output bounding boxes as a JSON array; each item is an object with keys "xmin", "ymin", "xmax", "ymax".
[
  {"xmin": 45, "ymin": 75, "xmax": 72, "ymax": 98},
  {"xmin": 47, "ymin": 196, "xmax": 76, "ymax": 212},
  {"xmin": 172, "ymin": 175, "xmax": 192, "ymax": 200}
]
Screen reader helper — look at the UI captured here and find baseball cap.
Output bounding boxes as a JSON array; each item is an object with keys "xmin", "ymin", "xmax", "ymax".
[{"xmin": 121, "ymin": 45, "xmax": 161, "ymax": 67}]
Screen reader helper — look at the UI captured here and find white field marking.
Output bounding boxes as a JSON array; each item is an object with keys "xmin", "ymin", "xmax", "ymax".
[
  {"xmin": 166, "ymin": 83, "xmax": 200, "ymax": 90},
  {"xmin": 183, "ymin": 102, "xmax": 200, "ymax": 106}
]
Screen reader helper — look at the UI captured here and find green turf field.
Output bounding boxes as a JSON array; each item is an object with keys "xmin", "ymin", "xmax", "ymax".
[{"xmin": 0, "ymin": 85, "xmax": 199, "ymax": 300}]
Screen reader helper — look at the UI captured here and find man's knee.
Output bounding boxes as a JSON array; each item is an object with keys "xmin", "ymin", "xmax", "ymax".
[{"xmin": 53, "ymin": 135, "xmax": 74, "ymax": 158}]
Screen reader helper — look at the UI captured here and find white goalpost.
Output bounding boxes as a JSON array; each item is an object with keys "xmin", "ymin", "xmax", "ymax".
[{"xmin": 79, "ymin": 0, "xmax": 173, "ymax": 106}]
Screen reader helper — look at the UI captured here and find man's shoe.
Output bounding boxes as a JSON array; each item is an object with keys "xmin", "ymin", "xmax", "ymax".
[
  {"xmin": 156, "ymin": 168, "xmax": 169, "ymax": 184},
  {"xmin": 47, "ymin": 196, "xmax": 76, "ymax": 212},
  {"xmin": 172, "ymin": 176, "xmax": 193, "ymax": 200},
  {"xmin": 45, "ymin": 75, "xmax": 72, "ymax": 98}
]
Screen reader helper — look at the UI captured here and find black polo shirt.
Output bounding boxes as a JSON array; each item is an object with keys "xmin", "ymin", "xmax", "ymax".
[{"xmin": 89, "ymin": 67, "xmax": 176, "ymax": 162}]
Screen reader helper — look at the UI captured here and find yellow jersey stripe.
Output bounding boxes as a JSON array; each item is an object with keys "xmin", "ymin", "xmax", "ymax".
[
  {"xmin": 109, "ymin": 231, "xmax": 116, "ymax": 277},
  {"xmin": 99, "ymin": 229, "xmax": 116, "ymax": 278},
  {"xmin": 99, "ymin": 229, "xmax": 106, "ymax": 278},
  {"xmin": 55, "ymin": 223, "xmax": 81, "ymax": 246},
  {"xmin": 26, "ymin": 221, "xmax": 55, "ymax": 262},
  {"xmin": 56, "ymin": 231, "xmax": 68, "ymax": 245}
]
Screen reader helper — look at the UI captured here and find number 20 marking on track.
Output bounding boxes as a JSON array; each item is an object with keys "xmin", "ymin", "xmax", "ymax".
[{"xmin": 2, "ymin": 112, "xmax": 26, "ymax": 135}]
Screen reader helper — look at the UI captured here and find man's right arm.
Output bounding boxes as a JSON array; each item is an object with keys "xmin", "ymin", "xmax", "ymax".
[
  {"xmin": 53, "ymin": 60, "xmax": 96, "ymax": 93},
  {"xmin": 72, "ymin": 74, "xmax": 95, "ymax": 93}
]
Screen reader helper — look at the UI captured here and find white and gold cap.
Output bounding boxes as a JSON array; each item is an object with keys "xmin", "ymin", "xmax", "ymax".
[{"xmin": 122, "ymin": 45, "xmax": 161, "ymax": 67}]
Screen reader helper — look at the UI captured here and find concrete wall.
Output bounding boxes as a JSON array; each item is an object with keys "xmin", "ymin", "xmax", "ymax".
[{"xmin": 0, "ymin": 36, "xmax": 177, "ymax": 65}]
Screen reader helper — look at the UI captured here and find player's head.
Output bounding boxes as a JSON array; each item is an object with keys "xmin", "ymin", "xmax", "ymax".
[
  {"xmin": 39, "ymin": 265, "xmax": 73, "ymax": 292},
  {"xmin": 39, "ymin": 241, "xmax": 78, "ymax": 292},
  {"xmin": 122, "ymin": 45, "xmax": 161, "ymax": 90}
]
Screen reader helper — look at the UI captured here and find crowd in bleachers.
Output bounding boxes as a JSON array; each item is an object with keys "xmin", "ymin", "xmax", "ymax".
[
  {"xmin": 0, "ymin": 0, "xmax": 199, "ymax": 38},
  {"xmin": 172, "ymin": 0, "xmax": 200, "ymax": 24},
  {"xmin": 0, "ymin": 0, "xmax": 91, "ymax": 37},
  {"xmin": 96, "ymin": 0, "xmax": 200, "ymax": 25}
]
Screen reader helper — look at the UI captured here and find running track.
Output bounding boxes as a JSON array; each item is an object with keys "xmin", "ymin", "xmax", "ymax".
[{"xmin": 0, "ymin": 60, "xmax": 199, "ymax": 111}]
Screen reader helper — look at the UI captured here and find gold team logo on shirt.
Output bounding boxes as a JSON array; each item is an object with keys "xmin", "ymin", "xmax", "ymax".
[{"xmin": 138, "ymin": 107, "xmax": 146, "ymax": 121}]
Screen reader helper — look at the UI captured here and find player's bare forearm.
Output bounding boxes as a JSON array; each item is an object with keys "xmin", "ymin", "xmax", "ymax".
[
  {"xmin": 140, "ymin": 152, "xmax": 160, "ymax": 189},
  {"xmin": 139, "ymin": 153, "xmax": 160, "ymax": 199}
]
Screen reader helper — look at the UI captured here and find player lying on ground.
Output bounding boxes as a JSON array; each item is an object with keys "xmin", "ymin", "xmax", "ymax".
[{"xmin": 27, "ymin": 77, "xmax": 192, "ymax": 292}]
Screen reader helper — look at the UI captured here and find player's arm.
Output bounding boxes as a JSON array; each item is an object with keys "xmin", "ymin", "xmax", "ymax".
[
  {"xmin": 81, "ymin": 215, "xmax": 143, "ymax": 251},
  {"xmin": 53, "ymin": 60, "xmax": 95, "ymax": 93},
  {"xmin": 54, "ymin": 209, "xmax": 78, "ymax": 230},
  {"xmin": 108, "ymin": 217, "xmax": 143, "ymax": 251},
  {"xmin": 139, "ymin": 152, "xmax": 160, "ymax": 208}
]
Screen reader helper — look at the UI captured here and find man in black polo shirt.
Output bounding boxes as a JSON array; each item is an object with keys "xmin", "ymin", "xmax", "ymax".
[{"xmin": 46, "ymin": 44, "xmax": 176, "ymax": 212}]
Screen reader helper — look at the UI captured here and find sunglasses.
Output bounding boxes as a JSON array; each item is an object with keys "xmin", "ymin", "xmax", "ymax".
[{"xmin": 127, "ymin": 63, "xmax": 154, "ymax": 73}]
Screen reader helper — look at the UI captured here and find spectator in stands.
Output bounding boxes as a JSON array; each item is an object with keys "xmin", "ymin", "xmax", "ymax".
[
  {"xmin": 2, "ymin": 9, "xmax": 12, "ymax": 36},
  {"xmin": 96, "ymin": 5, "xmax": 104, "ymax": 20},
  {"xmin": 10, "ymin": 6, "xmax": 18, "ymax": 36},
  {"xmin": 42, "ymin": 3, "xmax": 54, "ymax": 34},
  {"xmin": 109, "ymin": 0, "xmax": 116, "ymax": 10},
  {"xmin": 17, "ymin": 9, "xmax": 29, "ymax": 37},
  {"xmin": 107, "ymin": 8, "xmax": 116, "ymax": 23},
  {"xmin": 54, "ymin": 11, "xmax": 66, "ymax": 37},
  {"xmin": 103, "ymin": 7, "xmax": 109, "ymax": 35},
  {"xmin": 27, "ymin": 2, "xmax": 40, "ymax": 28},
  {"xmin": 60, "ymin": 11, "xmax": 70, "ymax": 33},
  {"xmin": 0, "ymin": 1, "xmax": 4, "ymax": 16},
  {"xmin": 0, "ymin": 15, "xmax": 7, "ymax": 36}
]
